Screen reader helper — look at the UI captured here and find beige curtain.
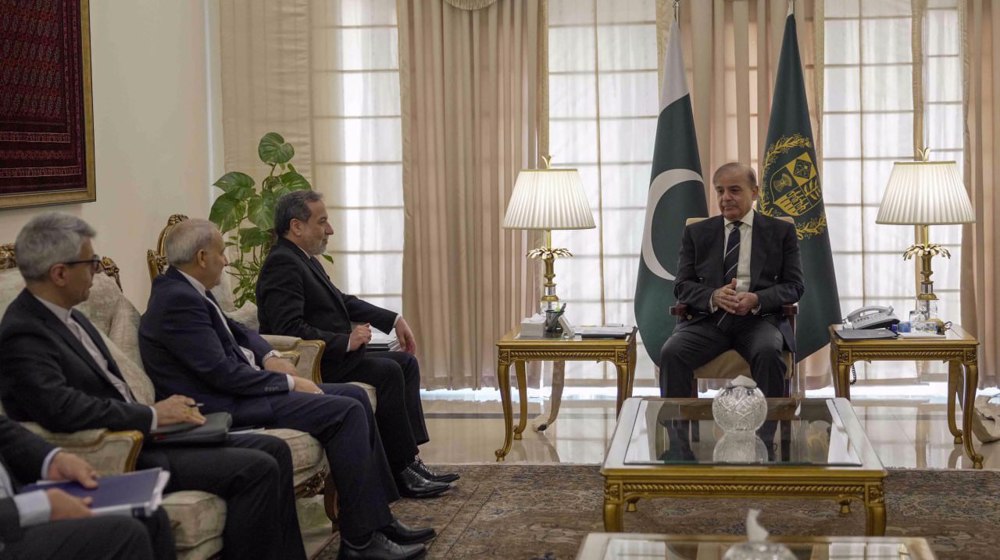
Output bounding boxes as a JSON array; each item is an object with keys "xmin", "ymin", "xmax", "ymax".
[
  {"xmin": 218, "ymin": 0, "xmax": 314, "ymax": 184},
  {"xmin": 960, "ymin": 0, "xmax": 999, "ymax": 387},
  {"xmin": 656, "ymin": 0, "xmax": 829, "ymax": 389},
  {"xmin": 397, "ymin": 0, "xmax": 546, "ymax": 389}
]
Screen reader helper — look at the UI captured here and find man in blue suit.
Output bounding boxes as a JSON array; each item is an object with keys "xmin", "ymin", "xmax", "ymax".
[
  {"xmin": 138, "ymin": 218, "xmax": 434, "ymax": 560},
  {"xmin": 660, "ymin": 163, "xmax": 804, "ymax": 398}
]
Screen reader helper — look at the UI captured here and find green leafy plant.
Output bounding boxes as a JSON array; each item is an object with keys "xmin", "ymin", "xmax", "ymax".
[{"xmin": 209, "ymin": 132, "xmax": 311, "ymax": 307}]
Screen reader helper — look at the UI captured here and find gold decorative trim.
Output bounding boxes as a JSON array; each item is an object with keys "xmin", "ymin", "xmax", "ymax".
[
  {"xmin": 443, "ymin": 0, "xmax": 498, "ymax": 10},
  {"xmin": 0, "ymin": 243, "xmax": 15, "ymax": 270},
  {"xmin": 617, "ymin": 482, "xmax": 869, "ymax": 497},
  {"xmin": 509, "ymin": 350, "xmax": 617, "ymax": 361},
  {"xmin": 294, "ymin": 469, "xmax": 329, "ymax": 498}
]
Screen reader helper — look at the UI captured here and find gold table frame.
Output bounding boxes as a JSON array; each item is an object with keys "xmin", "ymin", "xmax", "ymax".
[
  {"xmin": 575, "ymin": 534, "xmax": 935, "ymax": 559},
  {"xmin": 828, "ymin": 324, "xmax": 982, "ymax": 468},
  {"xmin": 602, "ymin": 398, "xmax": 887, "ymax": 536},
  {"xmin": 494, "ymin": 326, "xmax": 637, "ymax": 461}
]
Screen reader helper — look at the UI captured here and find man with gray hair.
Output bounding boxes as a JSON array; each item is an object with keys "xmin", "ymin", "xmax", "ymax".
[
  {"xmin": 257, "ymin": 190, "xmax": 458, "ymax": 497},
  {"xmin": 139, "ymin": 218, "xmax": 432, "ymax": 560},
  {"xmin": 0, "ymin": 212, "xmax": 307, "ymax": 560}
]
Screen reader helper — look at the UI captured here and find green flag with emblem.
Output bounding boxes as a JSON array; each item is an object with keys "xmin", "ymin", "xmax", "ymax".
[
  {"xmin": 634, "ymin": 20, "xmax": 708, "ymax": 363},
  {"xmin": 761, "ymin": 13, "xmax": 841, "ymax": 361}
]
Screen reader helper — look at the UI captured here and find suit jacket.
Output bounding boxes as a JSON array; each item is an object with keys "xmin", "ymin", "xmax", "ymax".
[
  {"xmin": 0, "ymin": 416, "xmax": 55, "ymax": 542},
  {"xmin": 139, "ymin": 267, "xmax": 290, "ymax": 427},
  {"xmin": 673, "ymin": 212, "xmax": 805, "ymax": 350},
  {"xmin": 0, "ymin": 290, "xmax": 154, "ymax": 434},
  {"xmin": 256, "ymin": 237, "xmax": 397, "ymax": 374}
]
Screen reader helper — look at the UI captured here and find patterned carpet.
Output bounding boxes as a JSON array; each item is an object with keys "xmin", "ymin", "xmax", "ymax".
[{"xmin": 317, "ymin": 464, "xmax": 1000, "ymax": 559}]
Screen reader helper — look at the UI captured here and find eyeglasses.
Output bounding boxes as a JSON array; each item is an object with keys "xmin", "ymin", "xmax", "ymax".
[{"xmin": 60, "ymin": 256, "xmax": 103, "ymax": 273}]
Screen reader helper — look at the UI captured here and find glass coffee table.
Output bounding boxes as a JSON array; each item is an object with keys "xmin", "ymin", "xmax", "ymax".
[
  {"xmin": 575, "ymin": 534, "xmax": 935, "ymax": 559},
  {"xmin": 602, "ymin": 398, "xmax": 887, "ymax": 535}
]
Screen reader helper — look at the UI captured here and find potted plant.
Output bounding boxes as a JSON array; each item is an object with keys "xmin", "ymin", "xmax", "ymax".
[{"xmin": 209, "ymin": 132, "xmax": 311, "ymax": 307}]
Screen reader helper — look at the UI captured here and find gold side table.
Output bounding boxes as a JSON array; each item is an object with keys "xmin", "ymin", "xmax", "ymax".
[
  {"xmin": 495, "ymin": 326, "xmax": 637, "ymax": 461},
  {"xmin": 828, "ymin": 324, "xmax": 982, "ymax": 468}
]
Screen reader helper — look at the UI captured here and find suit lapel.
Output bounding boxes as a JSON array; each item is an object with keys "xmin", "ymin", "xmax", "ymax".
[
  {"xmin": 278, "ymin": 238, "xmax": 350, "ymax": 318},
  {"xmin": 705, "ymin": 216, "xmax": 726, "ymax": 286},
  {"xmin": 24, "ymin": 294, "xmax": 121, "ymax": 393},
  {"xmin": 750, "ymin": 211, "xmax": 768, "ymax": 290},
  {"xmin": 69, "ymin": 310, "xmax": 127, "ymax": 382}
]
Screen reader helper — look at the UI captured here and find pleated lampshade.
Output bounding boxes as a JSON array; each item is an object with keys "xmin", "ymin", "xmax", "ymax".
[
  {"xmin": 502, "ymin": 168, "xmax": 596, "ymax": 230},
  {"xmin": 876, "ymin": 161, "xmax": 975, "ymax": 225}
]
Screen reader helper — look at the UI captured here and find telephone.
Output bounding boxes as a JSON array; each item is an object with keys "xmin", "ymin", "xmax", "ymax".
[{"xmin": 845, "ymin": 305, "xmax": 900, "ymax": 330}]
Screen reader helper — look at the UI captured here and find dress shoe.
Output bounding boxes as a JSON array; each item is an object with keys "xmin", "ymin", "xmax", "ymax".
[
  {"xmin": 410, "ymin": 458, "xmax": 460, "ymax": 484},
  {"xmin": 338, "ymin": 532, "xmax": 425, "ymax": 560},
  {"xmin": 394, "ymin": 466, "xmax": 450, "ymax": 499},
  {"xmin": 380, "ymin": 518, "xmax": 436, "ymax": 545}
]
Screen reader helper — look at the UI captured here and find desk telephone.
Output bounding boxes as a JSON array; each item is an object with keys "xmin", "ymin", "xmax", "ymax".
[{"xmin": 845, "ymin": 305, "xmax": 900, "ymax": 330}]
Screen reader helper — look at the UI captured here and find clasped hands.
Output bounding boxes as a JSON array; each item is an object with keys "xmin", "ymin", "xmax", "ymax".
[{"xmin": 712, "ymin": 279, "xmax": 758, "ymax": 316}]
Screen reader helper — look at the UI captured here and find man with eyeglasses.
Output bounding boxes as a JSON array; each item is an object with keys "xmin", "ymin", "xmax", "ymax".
[{"xmin": 0, "ymin": 213, "xmax": 309, "ymax": 560}]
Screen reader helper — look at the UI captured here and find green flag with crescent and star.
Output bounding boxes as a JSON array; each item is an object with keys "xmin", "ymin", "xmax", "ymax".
[
  {"xmin": 634, "ymin": 20, "xmax": 708, "ymax": 363},
  {"xmin": 761, "ymin": 13, "xmax": 841, "ymax": 361}
]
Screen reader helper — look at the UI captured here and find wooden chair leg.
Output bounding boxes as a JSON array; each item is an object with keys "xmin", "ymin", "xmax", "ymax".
[{"xmin": 323, "ymin": 473, "xmax": 340, "ymax": 533}]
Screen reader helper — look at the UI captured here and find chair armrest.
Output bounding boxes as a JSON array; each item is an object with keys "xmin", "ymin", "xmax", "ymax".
[
  {"xmin": 21, "ymin": 423, "xmax": 143, "ymax": 475},
  {"xmin": 260, "ymin": 335, "xmax": 326, "ymax": 384},
  {"xmin": 669, "ymin": 303, "xmax": 689, "ymax": 317}
]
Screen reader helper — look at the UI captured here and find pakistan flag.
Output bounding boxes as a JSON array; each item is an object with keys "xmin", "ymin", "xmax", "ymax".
[
  {"xmin": 634, "ymin": 20, "xmax": 707, "ymax": 363},
  {"xmin": 761, "ymin": 13, "xmax": 841, "ymax": 361}
]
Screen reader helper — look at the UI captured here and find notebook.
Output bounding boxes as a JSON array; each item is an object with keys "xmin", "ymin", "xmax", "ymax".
[
  {"xmin": 836, "ymin": 328, "xmax": 897, "ymax": 340},
  {"xmin": 22, "ymin": 468, "xmax": 170, "ymax": 518}
]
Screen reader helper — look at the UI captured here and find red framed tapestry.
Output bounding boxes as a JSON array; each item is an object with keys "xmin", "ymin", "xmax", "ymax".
[{"xmin": 0, "ymin": 0, "xmax": 95, "ymax": 209}]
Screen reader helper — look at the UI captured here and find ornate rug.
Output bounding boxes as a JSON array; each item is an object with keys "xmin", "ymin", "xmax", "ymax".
[{"xmin": 317, "ymin": 464, "xmax": 1000, "ymax": 559}]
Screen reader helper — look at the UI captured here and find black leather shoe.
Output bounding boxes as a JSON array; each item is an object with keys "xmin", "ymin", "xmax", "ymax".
[
  {"xmin": 380, "ymin": 519, "xmax": 436, "ymax": 545},
  {"xmin": 395, "ymin": 466, "xmax": 450, "ymax": 499},
  {"xmin": 338, "ymin": 532, "xmax": 425, "ymax": 560},
  {"xmin": 410, "ymin": 458, "xmax": 460, "ymax": 484}
]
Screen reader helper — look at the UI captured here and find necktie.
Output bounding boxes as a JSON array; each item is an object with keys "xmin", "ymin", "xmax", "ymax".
[{"xmin": 723, "ymin": 222, "xmax": 741, "ymax": 286}]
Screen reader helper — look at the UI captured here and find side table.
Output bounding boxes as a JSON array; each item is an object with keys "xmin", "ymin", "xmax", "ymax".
[
  {"xmin": 495, "ymin": 326, "xmax": 637, "ymax": 461},
  {"xmin": 828, "ymin": 324, "xmax": 982, "ymax": 468}
]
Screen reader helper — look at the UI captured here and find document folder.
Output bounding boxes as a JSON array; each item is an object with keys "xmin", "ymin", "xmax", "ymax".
[
  {"xmin": 22, "ymin": 467, "xmax": 170, "ymax": 518},
  {"xmin": 836, "ymin": 328, "xmax": 897, "ymax": 340}
]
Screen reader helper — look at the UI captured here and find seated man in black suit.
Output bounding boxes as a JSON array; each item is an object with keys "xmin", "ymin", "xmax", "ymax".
[
  {"xmin": 138, "ymin": 218, "xmax": 435, "ymax": 560},
  {"xmin": 0, "ymin": 213, "xmax": 305, "ymax": 560},
  {"xmin": 0, "ymin": 414, "xmax": 171, "ymax": 560},
  {"xmin": 256, "ymin": 190, "xmax": 458, "ymax": 491},
  {"xmin": 660, "ymin": 163, "xmax": 805, "ymax": 398}
]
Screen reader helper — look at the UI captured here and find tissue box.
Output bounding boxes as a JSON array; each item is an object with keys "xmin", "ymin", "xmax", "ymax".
[{"xmin": 519, "ymin": 314, "xmax": 545, "ymax": 338}]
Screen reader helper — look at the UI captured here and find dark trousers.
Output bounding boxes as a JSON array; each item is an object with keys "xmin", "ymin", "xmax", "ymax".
[
  {"xmin": 138, "ymin": 432, "xmax": 305, "ymax": 560},
  {"xmin": 238, "ymin": 384, "xmax": 397, "ymax": 542},
  {"xmin": 659, "ymin": 313, "xmax": 787, "ymax": 398},
  {"xmin": 1, "ymin": 507, "xmax": 172, "ymax": 560},
  {"xmin": 322, "ymin": 351, "xmax": 429, "ymax": 473}
]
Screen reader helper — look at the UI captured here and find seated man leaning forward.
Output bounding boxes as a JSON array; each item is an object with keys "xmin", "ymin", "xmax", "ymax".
[
  {"xmin": 256, "ymin": 190, "xmax": 458, "ymax": 494},
  {"xmin": 0, "ymin": 414, "xmax": 172, "ymax": 560},
  {"xmin": 0, "ymin": 212, "xmax": 304, "ymax": 560},
  {"xmin": 138, "ymin": 218, "xmax": 433, "ymax": 560},
  {"xmin": 659, "ymin": 162, "xmax": 804, "ymax": 398}
]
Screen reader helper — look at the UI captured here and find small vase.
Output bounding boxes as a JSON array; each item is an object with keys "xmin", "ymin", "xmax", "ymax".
[{"xmin": 712, "ymin": 376, "xmax": 767, "ymax": 433}]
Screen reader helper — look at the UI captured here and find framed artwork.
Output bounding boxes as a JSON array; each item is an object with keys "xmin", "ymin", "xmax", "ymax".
[{"xmin": 0, "ymin": 0, "xmax": 96, "ymax": 209}]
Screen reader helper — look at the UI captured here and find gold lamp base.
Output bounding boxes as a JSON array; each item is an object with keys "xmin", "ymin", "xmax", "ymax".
[
  {"xmin": 902, "ymin": 224, "xmax": 950, "ymax": 302},
  {"xmin": 527, "ymin": 230, "xmax": 572, "ymax": 312}
]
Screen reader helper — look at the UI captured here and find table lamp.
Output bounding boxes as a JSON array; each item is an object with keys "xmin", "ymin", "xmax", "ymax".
[
  {"xmin": 875, "ymin": 151, "xmax": 975, "ymax": 319},
  {"xmin": 502, "ymin": 156, "xmax": 596, "ymax": 312}
]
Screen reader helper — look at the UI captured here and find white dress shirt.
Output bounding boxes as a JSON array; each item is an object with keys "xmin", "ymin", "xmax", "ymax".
[{"xmin": 0, "ymin": 450, "xmax": 61, "ymax": 528}]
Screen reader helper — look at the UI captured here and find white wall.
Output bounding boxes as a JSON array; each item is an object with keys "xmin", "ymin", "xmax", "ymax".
[{"xmin": 0, "ymin": 0, "xmax": 219, "ymax": 309}]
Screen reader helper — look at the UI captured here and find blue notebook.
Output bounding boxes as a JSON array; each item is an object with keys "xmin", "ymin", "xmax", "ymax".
[{"xmin": 21, "ymin": 467, "xmax": 170, "ymax": 518}]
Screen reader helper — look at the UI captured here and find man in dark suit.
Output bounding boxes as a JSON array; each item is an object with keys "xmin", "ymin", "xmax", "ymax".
[
  {"xmin": 139, "ymin": 218, "xmax": 433, "ymax": 560},
  {"xmin": 660, "ymin": 163, "xmax": 805, "ymax": 398},
  {"xmin": 0, "ymin": 213, "xmax": 306, "ymax": 560},
  {"xmin": 256, "ymin": 190, "xmax": 459, "ymax": 491},
  {"xmin": 0, "ymin": 414, "xmax": 170, "ymax": 559}
]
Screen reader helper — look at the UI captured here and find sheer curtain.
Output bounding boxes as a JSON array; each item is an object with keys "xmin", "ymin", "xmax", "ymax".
[
  {"xmin": 960, "ymin": 0, "xmax": 999, "ymax": 387},
  {"xmin": 823, "ymin": 0, "xmax": 965, "ymax": 386}
]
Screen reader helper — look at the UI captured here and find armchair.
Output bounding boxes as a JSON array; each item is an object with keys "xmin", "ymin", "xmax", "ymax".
[{"xmin": 667, "ymin": 216, "xmax": 799, "ymax": 397}]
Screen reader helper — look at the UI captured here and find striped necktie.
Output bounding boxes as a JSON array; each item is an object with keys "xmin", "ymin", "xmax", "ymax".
[{"xmin": 723, "ymin": 222, "xmax": 741, "ymax": 285}]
